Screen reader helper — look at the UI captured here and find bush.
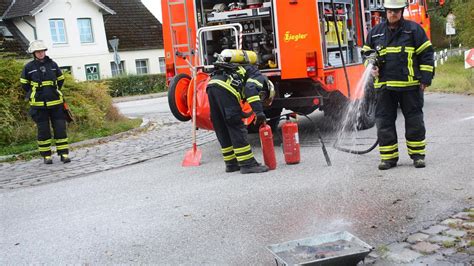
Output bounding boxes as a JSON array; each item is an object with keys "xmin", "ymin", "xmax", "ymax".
[
  {"xmin": 106, "ymin": 74, "xmax": 166, "ymax": 97},
  {"xmin": 0, "ymin": 57, "xmax": 29, "ymax": 145}
]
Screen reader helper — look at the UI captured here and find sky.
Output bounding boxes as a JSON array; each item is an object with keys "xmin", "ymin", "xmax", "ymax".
[{"xmin": 141, "ymin": 0, "xmax": 163, "ymax": 22}]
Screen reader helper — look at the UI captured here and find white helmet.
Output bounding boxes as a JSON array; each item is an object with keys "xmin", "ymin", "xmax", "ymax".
[
  {"xmin": 384, "ymin": 0, "xmax": 407, "ymax": 9},
  {"xmin": 27, "ymin": 40, "xmax": 48, "ymax": 54}
]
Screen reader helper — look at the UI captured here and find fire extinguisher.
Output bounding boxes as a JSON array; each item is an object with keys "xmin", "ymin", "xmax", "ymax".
[
  {"xmin": 259, "ymin": 123, "xmax": 276, "ymax": 170},
  {"xmin": 282, "ymin": 114, "xmax": 300, "ymax": 164}
]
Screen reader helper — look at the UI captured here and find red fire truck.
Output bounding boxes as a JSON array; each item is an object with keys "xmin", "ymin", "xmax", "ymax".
[{"xmin": 161, "ymin": 0, "xmax": 439, "ymax": 131}]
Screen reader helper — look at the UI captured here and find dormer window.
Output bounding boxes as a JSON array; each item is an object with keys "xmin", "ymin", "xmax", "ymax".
[
  {"xmin": 49, "ymin": 19, "xmax": 67, "ymax": 44},
  {"xmin": 77, "ymin": 18, "xmax": 94, "ymax": 43}
]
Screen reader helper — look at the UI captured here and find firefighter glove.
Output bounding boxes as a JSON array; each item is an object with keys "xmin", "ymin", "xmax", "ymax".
[{"xmin": 254, "ymin": 112, "xmax": 266, "ymax": 126}]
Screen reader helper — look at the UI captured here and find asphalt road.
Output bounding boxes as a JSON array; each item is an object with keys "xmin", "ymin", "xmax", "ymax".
[
  {"xmin": 114, "ymin": 96, "xmax": 171, "ymax": 117},
  {"xmin": 1, "ymin": 93, "xmax": 473, "ymax": 264}
]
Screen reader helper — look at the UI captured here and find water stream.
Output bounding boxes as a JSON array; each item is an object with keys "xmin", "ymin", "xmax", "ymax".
[{"xmin": 333, "ymin": 63, "xmax": 375, "ymax": 151}]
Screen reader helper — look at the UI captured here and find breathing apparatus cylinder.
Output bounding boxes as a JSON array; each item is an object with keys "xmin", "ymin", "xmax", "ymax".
[
  {"xmin": 259, "ymin": 123, "xmax": 277, "ymax": 170},
  {"xmin": 220, "ymin": 49, "xmax": 258, "ymax": 64},
  {"xmin": 282, "ymin": 115, "xmax": 300, "ymax": 164}
]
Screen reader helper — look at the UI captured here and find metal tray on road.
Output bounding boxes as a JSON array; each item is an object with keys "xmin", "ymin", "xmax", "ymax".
[{"xmin": 266, "ymin": 231, "xmax": 373, "ymax": 265}]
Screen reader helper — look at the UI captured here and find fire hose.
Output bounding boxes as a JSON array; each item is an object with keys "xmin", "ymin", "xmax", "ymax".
[{"xmin": 328, "ymin": 0, "xmax": 380, "ymax": 155}]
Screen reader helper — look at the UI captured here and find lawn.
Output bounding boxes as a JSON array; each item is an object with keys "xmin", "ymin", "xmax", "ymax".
[{"xmin": 429, "ymin": 55, "xmax": 473, "ymax": 94}]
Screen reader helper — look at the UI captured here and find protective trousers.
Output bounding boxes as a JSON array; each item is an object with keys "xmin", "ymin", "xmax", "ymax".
[
  {"xmin": 375, "ymin": 87, "xmax": 426, "ymax": 162},
  {"xmin": 30, "ymin": 106, "xmax": 69, "ymax": 157},
  {"xmin": 207, "ymin": 85, "xmax": 257, "ymax": 167}
]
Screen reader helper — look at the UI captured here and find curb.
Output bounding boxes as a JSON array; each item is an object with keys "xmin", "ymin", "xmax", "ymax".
[
  {"xmin": 112, "ymin": 92, "xmax": 168, "ymax": 103},
  {"xmin": 0, "ymin": 118, "xmax": 153, "ymax": 163}
]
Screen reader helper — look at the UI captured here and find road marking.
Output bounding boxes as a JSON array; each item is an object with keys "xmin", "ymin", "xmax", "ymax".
[{"xmin": 460, "ymin": 116, "xmax": 474, "ymax": 121}]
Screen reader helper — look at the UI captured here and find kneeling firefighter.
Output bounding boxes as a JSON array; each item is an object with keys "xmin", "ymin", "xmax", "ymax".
[
  {"xmin": 206, "ymin": 49, "xmax": 271, "ymax": 174},
  {"xmin": 20, "ymin": 40, "xmax": 71, "ymax": 164}
]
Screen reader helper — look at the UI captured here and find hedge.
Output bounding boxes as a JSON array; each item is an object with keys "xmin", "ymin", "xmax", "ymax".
[{"xmin": 105, "ymin": 74, "xmax": 167, "ymax": 97}]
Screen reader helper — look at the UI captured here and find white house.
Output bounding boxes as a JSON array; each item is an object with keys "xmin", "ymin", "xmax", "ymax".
[{"xmin": 1, "ymin": 0, "xmax": 164, "ymax": 81}]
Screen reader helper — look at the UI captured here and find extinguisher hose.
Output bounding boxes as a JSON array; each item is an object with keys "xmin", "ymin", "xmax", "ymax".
[{"xmin": 300, "ymin": 114, "xmax": 332, "ymax": 166}]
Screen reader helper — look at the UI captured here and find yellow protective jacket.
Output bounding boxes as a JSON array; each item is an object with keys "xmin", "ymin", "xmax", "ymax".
[
  {"xmin": 207, "ymin": 64, "xmax": 265, "ymax": 114},
  {"xmin": 362, "ymin": 18, "xmax": 434, "ymax": 90},
  {"xmin": 20, "ymin": 56, "xmax": 65, "ymax": 108}
]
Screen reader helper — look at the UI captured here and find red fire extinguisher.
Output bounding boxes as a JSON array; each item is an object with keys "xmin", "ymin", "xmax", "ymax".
[
  {"xmin": 282, "ymin": 115, "xmax": 300, "ymax": 164},
  {"xmin": 259, "ymin": 123, "xmax": 276, "ymax": 170}
]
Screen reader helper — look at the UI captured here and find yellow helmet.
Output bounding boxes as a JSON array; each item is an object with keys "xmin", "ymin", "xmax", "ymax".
[
  {"xmin": 383, "ymin": 0, "xmax": 407, "ymax": 9},
  {"xmin": 27, "ymin": 40, "xmax": 48, "ymax": 54}
]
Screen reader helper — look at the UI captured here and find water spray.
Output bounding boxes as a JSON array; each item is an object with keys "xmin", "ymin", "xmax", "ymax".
[{"xmin": 332, "ymin": 49, "xmax": 381, "ymax": 155}]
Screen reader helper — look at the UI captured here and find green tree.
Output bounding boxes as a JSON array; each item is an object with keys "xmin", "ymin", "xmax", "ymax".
[
  {"xmin": 430, "ymin": 0, "xmax": 474, "ymax": 48},
  {"xmin": 452, "ymin": 0, "xmax": 474, "ymax": 47}
]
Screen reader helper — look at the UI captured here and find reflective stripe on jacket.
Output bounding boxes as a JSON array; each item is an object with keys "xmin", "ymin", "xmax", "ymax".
[
  {"xmin": 207, "ymin": 64, "xmax": 265, "ymax": 114},
  {"xmin": 20, "ymin": 56, "xmax": 65, "ymax": 108},
  {"xmin": 362, "ymin": 19, "xmax": 434, "ymax": 90}
]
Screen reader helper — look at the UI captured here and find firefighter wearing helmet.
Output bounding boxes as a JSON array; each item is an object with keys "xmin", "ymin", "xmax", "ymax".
[
  {"xmin": 20, "ymin": 40, "xmax": 71, "ymax": 164},
  {"xmin": 206, "ymin": 49, "xmax": 272, "ymax": 174},
  {"xmin": 362, "ymin": 0, "xmax": 434, "ymax": 170}
]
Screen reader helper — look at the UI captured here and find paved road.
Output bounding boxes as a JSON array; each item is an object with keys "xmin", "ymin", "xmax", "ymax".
[
  {"xmin": 0, "ymin": 93, "xmax": 473, "ymax": 264},
  {"xmin": 115, "ymin": 97, "xmax": 171, "ymax": 117}
]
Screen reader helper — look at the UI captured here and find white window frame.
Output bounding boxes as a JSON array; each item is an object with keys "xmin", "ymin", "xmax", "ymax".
[
  {"xmin": 111, "ymin": 61, "xmax": 126, "ymax": 77},
  {"xmin": 159, "ymin": 57, "xmax": 166, "ymax": 73},
  {"xmin": 49, "ymin": 19, "xmax": 67, "ymax": 44},
  {"xmin": 135, "ymin": 59, "xmax": 149, "ymax": 75},
  {"xmin": 77, "ymin": 18, "xmax": 94, "ymax": 43}
]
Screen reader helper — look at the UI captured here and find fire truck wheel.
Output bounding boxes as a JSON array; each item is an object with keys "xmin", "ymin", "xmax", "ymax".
[
  {"xmin": 168, "ymin": 73, "xmax": 192, "ymax": 122},
  {"xmin": 356, "ymin": 82, "xmax": 376, "ymax": 130}
]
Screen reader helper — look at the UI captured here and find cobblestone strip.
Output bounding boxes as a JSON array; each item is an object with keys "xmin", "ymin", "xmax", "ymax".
[
  {"xmin": 367, "ymin": 208, "xmax": 474, "ymax": 265},
  {"xmin": 0, "ymin": 116, "xmax": 216, "ymax": 190}
]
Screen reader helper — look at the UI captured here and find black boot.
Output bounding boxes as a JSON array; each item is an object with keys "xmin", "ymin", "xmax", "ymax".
[
  {"xmin": 60, "ymin": 154, "xmax": 71, "ymax": 163},
  {"xmin": 240, "ymin": 162, "xmax": 269, "ymax": 174},
  {"xmin": 413, "ymin": 158, "xmax": 425, "ymax": 168},
  {"xmin": 378, "ymin": 160, "xmax": 397, "ymax": 170},
  {"xmin": 43, "ymin": 156, "xmax": 53, "ymax": 164},
  {"xmin": 225, "ymin": 164, "xmax": 240, "ymax": 173}
]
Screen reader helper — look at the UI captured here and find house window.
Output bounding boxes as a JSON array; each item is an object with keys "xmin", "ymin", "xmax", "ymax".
[
  {"xmin": 49, "ymin": 19, "xmax": 67, "ymax": 44},
  {"xmin": 136, "ymin": 59, "xmax": 149, "ymax": 74},
  {"xmin": 159, "ymin": 57, "xmax": 166, "ymax": 73},
  {"xmin": 111, "ymin": 61, "xmax": 126, "ymax": 77},
  {"xmin": 77, "ymin": 18, "xmax": 94, "ymax": 43}
]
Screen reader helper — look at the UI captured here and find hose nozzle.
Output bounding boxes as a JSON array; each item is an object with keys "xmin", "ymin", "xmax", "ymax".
[{"xmin": 362, "ymin": 49, "xmax": 378, "ymax": 68}]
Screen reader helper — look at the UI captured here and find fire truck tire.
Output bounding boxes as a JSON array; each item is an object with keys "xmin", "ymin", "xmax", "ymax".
[
  {"xmin": 356, "ymin": 82, "xmax": 376, "ymax": 130},
  {"xmin": 168, "ymin": 73, "xmax": 192, "ymax": 122}
]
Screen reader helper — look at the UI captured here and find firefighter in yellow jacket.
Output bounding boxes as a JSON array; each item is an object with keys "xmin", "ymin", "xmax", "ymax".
[
  {"xmin": 363, "ymin": 0, "xmax": 434, "ymax": 170},
  {"xmin": 206, "ymin": 50, "xmax": 269, "ymax": 174},
  {"xmin": 20, "ymin": 40, "xmax": 71, "ymax": 164}
]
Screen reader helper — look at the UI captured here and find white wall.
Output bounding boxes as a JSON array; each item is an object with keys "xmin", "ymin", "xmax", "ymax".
[
  {"xmin": 33, "ymin": 0, "xmax": 110, "ymax": 58},
  {"xmin": 12, "ymin": 0, "xmax": 164, "ymax": 81},
  {"xmin": 109, "ymin": 49, "xmax": 165, "ymax": 78}
]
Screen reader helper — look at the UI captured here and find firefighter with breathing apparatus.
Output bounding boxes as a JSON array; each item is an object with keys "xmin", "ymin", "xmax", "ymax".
[
  {"xmin": 206, "ymin": 49, "xmax": 273, "ymax": 174},
  {"xmin": 362, "ymin": 0, "xmax": 434, "ymax": 170},
  {"xmin": 20, "ymin": 40, "xmax": 71, "ymax": 164}
]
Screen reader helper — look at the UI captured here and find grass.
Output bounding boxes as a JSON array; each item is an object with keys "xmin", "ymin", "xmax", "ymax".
[
  {"xmin": 442, "ymin": 241, "xmax": 456, "ymax": 248},
  {"xmin": 429, "ymin": 55, "xmax": 474, "ymax": 94},
  {"xmin": 0, "ymin": 118, "xmax": 141, "ymax": 157}
]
